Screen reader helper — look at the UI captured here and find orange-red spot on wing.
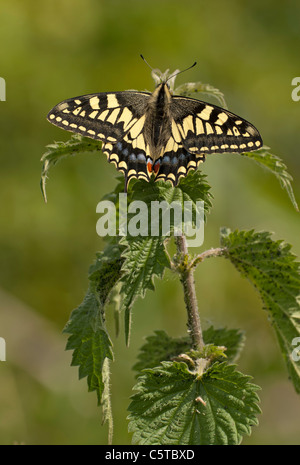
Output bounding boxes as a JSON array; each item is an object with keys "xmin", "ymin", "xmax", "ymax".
[
  {"xmin": 153, "ymin": 161, "xmax": 160, "ymax": 174},
  {"xmin": 147, "ymin": 161, "xmax": 153, "ymax": 173}
]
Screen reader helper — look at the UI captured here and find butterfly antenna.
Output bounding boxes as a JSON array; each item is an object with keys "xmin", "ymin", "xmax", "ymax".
[
  {"xmin": 140, "ymin": 54, "xmax": 162, "ymax": 83},
  {"xmin": 140, "ymin": 54, "xmax": 154, "ymax": 72},
  {"xmin": 166, "ymin": 61, "xmax": 197, "ymax": 83}
]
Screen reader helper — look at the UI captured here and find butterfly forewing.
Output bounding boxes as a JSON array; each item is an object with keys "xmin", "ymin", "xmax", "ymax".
[{"xmin": 170, "ymin": 96, "xmax": 262, "ymax": 155}]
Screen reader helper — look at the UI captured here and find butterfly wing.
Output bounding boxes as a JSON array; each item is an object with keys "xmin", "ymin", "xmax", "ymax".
[
  {"xmin": 156, "ymin": 95, "xmax": 263, "ymax": 185},
  {"xmin": 171, "ymin": 96, "xmax": 263, "ymax": 154},
  {"xmin": 48, "ymin": 90, "xmax": 263, "ymax": 188},
  {"xmin": 47, "ymin": 91, "xmax": 152, "ymax": 186}
]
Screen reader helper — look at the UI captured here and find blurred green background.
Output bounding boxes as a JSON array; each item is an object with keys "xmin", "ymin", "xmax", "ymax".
[{"xmin": 0, "ymin": 0, "xmax": 300, "ymax": 445}]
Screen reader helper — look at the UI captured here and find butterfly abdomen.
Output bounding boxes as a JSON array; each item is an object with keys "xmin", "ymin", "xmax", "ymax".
[{"xmin": 144, "ymin": 83, "xmax": 172, "ymax": 155}]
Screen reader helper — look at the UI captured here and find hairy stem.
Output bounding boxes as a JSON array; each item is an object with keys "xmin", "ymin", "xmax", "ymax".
[
  {"xmin": 189, "ymin": 247, "xmax": 226, "ymax": 270},
  {"xmin": 175, "ymin": 234, "xmax": 204, "ymax": 351}
]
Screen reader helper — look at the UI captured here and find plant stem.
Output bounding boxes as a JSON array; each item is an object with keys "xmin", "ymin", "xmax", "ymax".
[
  {"xmin": 175, "ymin": 234, "xmax": 204, "ymax": 351},
  {"xmin": 189, "ymin": 247, "xmax": 226, "ymax": 270}
]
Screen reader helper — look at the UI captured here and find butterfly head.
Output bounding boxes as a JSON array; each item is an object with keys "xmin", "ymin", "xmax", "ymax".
[
  {"xmin": 140, "ymin": 55, "xmax": 196, "ymax": 92},
  {"xmin": 151, "ymin": 68, "xmax": 180, "ymax": 91}
]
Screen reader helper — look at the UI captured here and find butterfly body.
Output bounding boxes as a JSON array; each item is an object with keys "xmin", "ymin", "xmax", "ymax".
[{"xmin": 47, "ymin": 74, "xmax": 262, "ymax": 189}]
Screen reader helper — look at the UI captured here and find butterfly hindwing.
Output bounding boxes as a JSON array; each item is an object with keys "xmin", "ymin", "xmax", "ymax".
[
  {"xmin": 155, "ymin": 140, "xmax": 204, "ymax": 185},
  {"xmin": 102, "ymin": 131, "xmax": 150, "ymax": 186}
]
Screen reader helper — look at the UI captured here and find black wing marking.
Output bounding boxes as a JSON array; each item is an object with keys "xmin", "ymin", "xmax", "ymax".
[
  {"xmin": 155, "ymin": 138, "xmax": 204, "ymax": 186},
  {"xmin": 102, "ymin": 133, "xmax": 150, "ymax": 187},
  {"xmin": 47, "ymin": 91, "xmax": 152, "ymax": 186},
  {"xmin": 47, "ymin": 91, "xmax": 150, "ymax": 142},
  {"xmin": 170, "ymin": 95, "xmax": 263, "ymax": 155}
]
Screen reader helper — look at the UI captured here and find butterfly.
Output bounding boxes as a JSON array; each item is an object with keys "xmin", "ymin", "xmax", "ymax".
[{"xmin": 47, "ymin": 59, "xmax": 262, "ymax": 190}]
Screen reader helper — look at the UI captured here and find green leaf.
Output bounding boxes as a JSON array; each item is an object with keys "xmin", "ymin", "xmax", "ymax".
[
  {"xmin": 64, "ymin": 286, "xmax": 114, "ymax": 438},
  {"xmin": 120, "ymin": 237, "xmax": 170, "ymax": 345},
  {"xmin": 88, "ymin": 242, "xmax": 125, "ymax": 306},
  {"xmin": 63, "ymin": 241, "xmax": 124, "ymax": 438},
  {"xmin": 133, "ymin": 331, "xmax": 192, "ymax": 375},
  {"xmin": 176, "ymin": 170, "xmax": 213, "ymax": 222},
  {"xmin": 129, "ymin": 172, "xmax": 212, "ymax": 242},
  {"xmin": 128, "ymin": 361, "xmax": 260, "ymax": 445},
  {"xmin": 203, "ymin": 326, "xmax": 245, "ymax": 363},
  {"xmin": 131, "ymin": 171, "xmax": 212, "ymax": 220},
  {"xmin": 40, "ymin": 134, "xmax": 102, "ymax": 202},
  {"xmin": 221, "ymin": 228, "xmax": 300, "ymax": 393},
  {"xmin": 133, "ymin": 327, "xmax": 245, "ymax": 375},
  {"xmin": 63, "ymin": 289, "xmax": 113, "ymax": 403},
  {"xmin": 175, "ymin": 81, "xmax": 228, "ymax": 108},
  {"xmin": 240, "ymin": 146, "xmax": 299, "ymax": 211}
]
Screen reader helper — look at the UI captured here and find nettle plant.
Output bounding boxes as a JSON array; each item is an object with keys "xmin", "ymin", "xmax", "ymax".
[{"xmin": 41, "ymin": 69, "xmax": 300, "ymax": 445}]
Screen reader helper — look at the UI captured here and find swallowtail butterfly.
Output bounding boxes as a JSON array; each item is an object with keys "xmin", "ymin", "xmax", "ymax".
[{"xmin": 47, "ymin": 60, "xmax": 262, "ymax": 190}]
